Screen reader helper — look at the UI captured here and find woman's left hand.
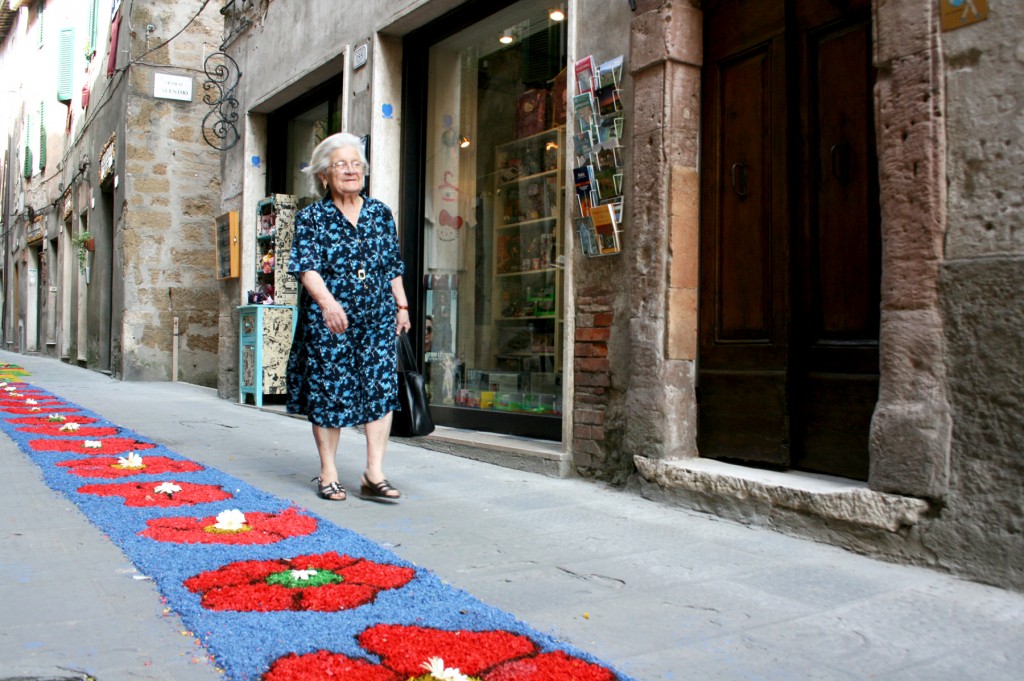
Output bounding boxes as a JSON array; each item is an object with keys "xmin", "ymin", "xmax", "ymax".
[{"xmin": 396, "ymin": 308, "xmax": 411, "ymax": 335}]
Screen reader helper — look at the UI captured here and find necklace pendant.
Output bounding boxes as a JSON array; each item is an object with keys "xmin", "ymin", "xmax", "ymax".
[{"xmin": 357, "ymin": 268, "xmax": 367, "ymax": 280}]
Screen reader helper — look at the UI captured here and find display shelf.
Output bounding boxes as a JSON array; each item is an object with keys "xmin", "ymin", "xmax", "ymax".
[
  {"xmin": 491, "ymin": 127, "xmax": 564, "ymax": 380},
  {"xmin": 252, "ymin": 194, "xmax": 297, "ymax": 305}
]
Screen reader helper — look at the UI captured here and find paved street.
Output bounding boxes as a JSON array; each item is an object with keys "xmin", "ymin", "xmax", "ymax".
[{"xmin": 1, "ymin": 350, "xmax": 1023, "ymax": 680}]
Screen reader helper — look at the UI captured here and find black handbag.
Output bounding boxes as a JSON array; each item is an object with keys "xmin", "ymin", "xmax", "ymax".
[{"xmin": 391, "ymin": 331, "xmax": 435, "ymax": 437}]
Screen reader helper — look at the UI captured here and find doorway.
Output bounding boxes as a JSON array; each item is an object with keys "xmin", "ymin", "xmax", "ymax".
[{"xmin": 697, "ymin": 0, "xmax": 879, "ymax": 480}]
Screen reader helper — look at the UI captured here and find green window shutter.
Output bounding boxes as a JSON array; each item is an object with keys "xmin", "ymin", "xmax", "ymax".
[
  {"xmin": 87, "ymin": 0, "xmax": 99, "ymax": 58},
  {"xmin": 57, "ymin": 28, "xmax": 74, "ymax": 102},
  {"xmin": 23, "ymin": 115, "xmax": 32, "ymax": 179},
  {"xmin": 38, "ymin": 102, "xmax": 46, "ymax": 171}
]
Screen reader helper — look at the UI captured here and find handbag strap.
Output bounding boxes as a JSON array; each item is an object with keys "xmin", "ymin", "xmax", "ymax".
[{"xmin": 397, "ymin": 331, "xmax": 417, "ymax": 371}]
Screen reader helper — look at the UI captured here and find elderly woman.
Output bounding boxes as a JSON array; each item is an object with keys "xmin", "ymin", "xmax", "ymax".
[{"xmin": 285, "ymin": 132, "xmax": 411, "ymax": 502}]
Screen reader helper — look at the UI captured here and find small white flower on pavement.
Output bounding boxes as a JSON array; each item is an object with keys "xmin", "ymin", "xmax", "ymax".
[
  {"xmin": 83, "ymin": 440, "xmax": 103, "ymax": 449},
  {"xmin": 60, "ymin": 422, "xmax": 81, "ymax": 432},
  {"xmin": 290, "ymin": 569, "xmax": 318, "ymax": 581},
  {"xmin": 117, "ymin": 452, "xmax": 144, "ymax": 468},
  {"xmin": 213, "ymin": 509, "xmax": 247, "ymax": 531},
  {"xmin": 154, "ymin": 482, "xmax": 182, "ymax": 495},
  {"xmin": 421, "ymin": 657, "xmax": 471, "ymax": 681}
]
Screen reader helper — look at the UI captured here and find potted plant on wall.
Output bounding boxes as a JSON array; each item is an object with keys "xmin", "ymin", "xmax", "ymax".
[{"xmin": 74, "ymin": 231, "xmax": 94, "ymax": 273}]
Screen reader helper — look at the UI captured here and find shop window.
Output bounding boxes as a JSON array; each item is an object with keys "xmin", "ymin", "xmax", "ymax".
[{"xmin": 411, "ymin": 0, "xmax": 567, "ymax": 439}]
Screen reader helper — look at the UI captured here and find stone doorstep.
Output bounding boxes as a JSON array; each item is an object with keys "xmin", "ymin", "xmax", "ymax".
[{"xmin": 634, "ymin": 455, "xmax": 930, "ymax": 532}]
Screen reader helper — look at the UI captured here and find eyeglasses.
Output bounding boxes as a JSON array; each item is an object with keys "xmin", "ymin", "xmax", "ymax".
[{"xmin": 328, "ymin": 160, "xmax": 365, "ymax": 172}]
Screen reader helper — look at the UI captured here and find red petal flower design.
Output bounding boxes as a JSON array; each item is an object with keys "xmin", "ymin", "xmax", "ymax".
[
  {"xmin": 265, "ymin": 626, "xmax": 622, "ymax": 681},
  {"xmin": 30, "ymin": 437, "xmax": 157, "ymax": 455},
  {"xmin": 0, "ymin": 399, "xmax": 65, "ymax": 407},
  {"xmin": 78, "ymin": 481, "xmax": 232, "ymax": 507},
  {"xmin": 141, "ymin": 508, "xmax": 317, "ymax": 545},
  {"xmin": 56, "ymin": 456, "xmax": 204, "ymax": 478},
  {"xmin": 487, "ymin": 650, "xmax": 618, "ymax": 681},
  {"xmin": 18, "ymin": 425, "xmax": 120, "ymax": 437},
  {"xmin": 358, "ymin": 625, "xmax": 536, "ymax": 678},
  {"xmin": 6, "ymin": 416, "xmax": 99, "ymax": 426},
  {"xmin": 183, "ymin": 552, "xmax": 415, "ymax": 612},
  {"xmin": 265, "ymin": 650, "xmax": 399, "ymax": 681},
  {"xmin": 1, "ymin": 406, "xmax": 79, "ymax": 415}
]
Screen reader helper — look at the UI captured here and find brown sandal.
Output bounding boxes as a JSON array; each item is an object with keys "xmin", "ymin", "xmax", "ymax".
[
  {"xmin": 359, "ymin": 474, "xmax": 401, "ymax": 501},
  {"xmin": 313, "ymin": 477, "xmax": 346, "ymax": 501}
]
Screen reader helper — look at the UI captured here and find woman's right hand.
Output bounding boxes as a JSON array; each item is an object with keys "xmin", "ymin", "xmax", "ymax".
[{"xmin": 321, "ymin": 298, "xmax": 349, "ymax": 334}]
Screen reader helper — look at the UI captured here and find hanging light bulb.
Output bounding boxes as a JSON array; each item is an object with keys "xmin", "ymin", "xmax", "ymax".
[
  {"xmin": 459, "ymin": 135, "xmax": 471, "ymax": 149},
  {"xmin": 548, "ymin": 8, "xmax": 566, "ymax": 22}
]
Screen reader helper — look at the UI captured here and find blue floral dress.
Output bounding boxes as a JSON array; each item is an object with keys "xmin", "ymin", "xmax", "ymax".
[{"xmin": 285, "ymin": 195, "xmax": 405, "ymax": 428}]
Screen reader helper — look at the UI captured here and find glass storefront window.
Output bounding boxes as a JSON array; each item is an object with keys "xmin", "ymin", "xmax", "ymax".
[
  {"xmin": 421, "ymin": 1, "xmax": 567, "ymax": 435},
  {"xmin": 267, "ymin": 78, "xmax": 343, "ymax": 205}
]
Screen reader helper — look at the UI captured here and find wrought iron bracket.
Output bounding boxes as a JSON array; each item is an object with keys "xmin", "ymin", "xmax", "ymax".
[{"xmin": 201, "ymin": 52, "xmax": 242, "ymax": 151}]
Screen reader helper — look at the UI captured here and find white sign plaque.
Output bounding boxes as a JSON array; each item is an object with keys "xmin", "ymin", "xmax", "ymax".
[{"xmin": 154, "ymin": 73, "xmax": 193, "ymax": 101}]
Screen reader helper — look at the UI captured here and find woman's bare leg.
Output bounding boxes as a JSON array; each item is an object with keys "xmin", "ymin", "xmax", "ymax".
[
  {"xmin": 362, "ymin": 412, "xmax": 399, "ymax": 498},
  {"xmin": 312, "ymin": 424, "xmax": 345, "ymax": 499}
]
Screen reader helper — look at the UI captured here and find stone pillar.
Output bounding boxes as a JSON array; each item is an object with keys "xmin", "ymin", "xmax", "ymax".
[
  {"xmin": 868, "ymin": 0, "xmax": 951, "ymax": 498},
  {"xmin": 625, "ymin": 1, "xmax": 702, "ymax": 460}
]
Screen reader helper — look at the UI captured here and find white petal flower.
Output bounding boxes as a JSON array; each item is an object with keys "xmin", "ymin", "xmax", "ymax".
[
  {"xmin": 421, "ymin": 658, "xmax": 471, "ymax": 681},
  {"xmin": 83, "ymin": 440, "xmax": 103, "ymax": 449},
  {"xmin": 154, "ymin": 482, "xmax": 182, "ymax": 495},
  {"xmin": 213, "ymin": 509, "xmax": 247, "ymax": 531},
  {"xmin": 290, "ymin": 569, "xmax": 318, "ymax": 581},
  {"xmin": 29, "ymin": 406, "xmax": 41, "ymax": 412},
  {"xmin": 116, "ymin": 452, "xmax": 144, "ymax": 468},
  {"xmin": 59, "ymin": 422, "xmax": 81, "ymax": 432},
  {"xmin": 3, "ymin": 386, "xmax": 15, "ymax": 392},
  {"xmin": 47, "ymin": 413, "xmax": 66, "ymax": 422},
  {"xmin": 25, "ymin": 398, "xmax": 37, "ymax": 405}
]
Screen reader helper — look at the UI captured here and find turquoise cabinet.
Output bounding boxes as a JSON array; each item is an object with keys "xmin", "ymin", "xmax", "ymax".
[{"xmin": 238, "ymin": 304, "xmax": 296, "ymax": 407}]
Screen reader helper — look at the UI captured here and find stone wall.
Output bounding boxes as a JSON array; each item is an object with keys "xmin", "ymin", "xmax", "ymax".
[
  {"xmin": 120, "ymin": 0, "xmax": 223, "ymax": 385},
  {"xmin": 930, "ymin": 2, "xmax": 1024, "ymax": 589}
]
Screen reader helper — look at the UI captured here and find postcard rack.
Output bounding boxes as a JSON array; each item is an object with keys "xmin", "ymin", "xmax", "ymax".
[{"xmin": 571, "ymin": 54, "xmax": 625, "ymax": 257}]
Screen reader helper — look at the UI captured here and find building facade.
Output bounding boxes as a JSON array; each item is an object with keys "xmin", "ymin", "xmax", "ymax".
[
  {"xmin": 0, "ymin": 0, "xmax": 223, "ymax": 384},
  {"xmin": 1, "ymin": 0, "xmax": 1020, "ymax": 592},
  {"xmin": 212, "ymin": 0, "xmax": 1023, "ymax": 591}
]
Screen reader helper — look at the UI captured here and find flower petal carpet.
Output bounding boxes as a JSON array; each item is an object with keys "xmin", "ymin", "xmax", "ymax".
[{"xmin": 0, "ymin": 366, "xmax": 636, "ymax": 681}]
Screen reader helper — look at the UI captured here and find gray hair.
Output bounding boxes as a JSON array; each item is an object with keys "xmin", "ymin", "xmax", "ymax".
[{"xmin": 303, "ymin": 132, "xmax": 369, "ymax": 192}]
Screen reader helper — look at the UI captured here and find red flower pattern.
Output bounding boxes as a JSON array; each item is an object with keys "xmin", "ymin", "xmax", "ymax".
[
  {"xmin": 1, "ymin": 406, "xmax": 79, "ymax": 415},
  {"xmin": 78, "ymin": 481, "xmax": 232, "ymax": 507},
  {"xmin": 183, "ymin": 552, "xmax": 415, "ymax": 612},
  {"xmin": 264, "ymin": 625, "xmax": 619, "ymax": 681},
  {"xmin": 141, "ymin": 508, "xmax": 317, "ymax": 545},
  {"xmin": 29, "ymin": 437, "xmax": 157, "ymax": 455},
  {"xmin": 18, "ymin": 424, "xmax": 120, "ymax": 437},
  {"xmin": 6, "ymin": 416, "xmax": 99, "ymax": 426},
  {"xmin": 56, "ymin": 456, "xmax": 204, "ymax": 478},
  {"xmin": 0, "ymin": 399, "xmax": 65, "ymax": 408}
]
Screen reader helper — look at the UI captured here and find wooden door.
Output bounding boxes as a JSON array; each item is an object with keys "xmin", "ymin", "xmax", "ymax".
[{"xmin": 698, "ymin": 0, "xmax": 878, "ymax": 479}]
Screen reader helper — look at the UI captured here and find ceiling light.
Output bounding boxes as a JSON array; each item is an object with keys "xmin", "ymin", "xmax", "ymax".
[
  {"xmin": 499, "ymin": 28, "xmax": 515, "ymax": 45},
  {"xmin": 459, "ymin": 135, "xmax": 472, "ymax": 149},
  {"xmin": 549, "ymin": 8, "xmax": 566, "ymax": 22}
]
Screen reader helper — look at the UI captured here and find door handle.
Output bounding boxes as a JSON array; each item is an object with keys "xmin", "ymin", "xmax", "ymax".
[
  {"xmin": 830, "ymin": 144, "xmax": 853, "ymax": 182},
  {"xmin": 731, "ymin": 162, "xmax": 750, "ymax": 200}
]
